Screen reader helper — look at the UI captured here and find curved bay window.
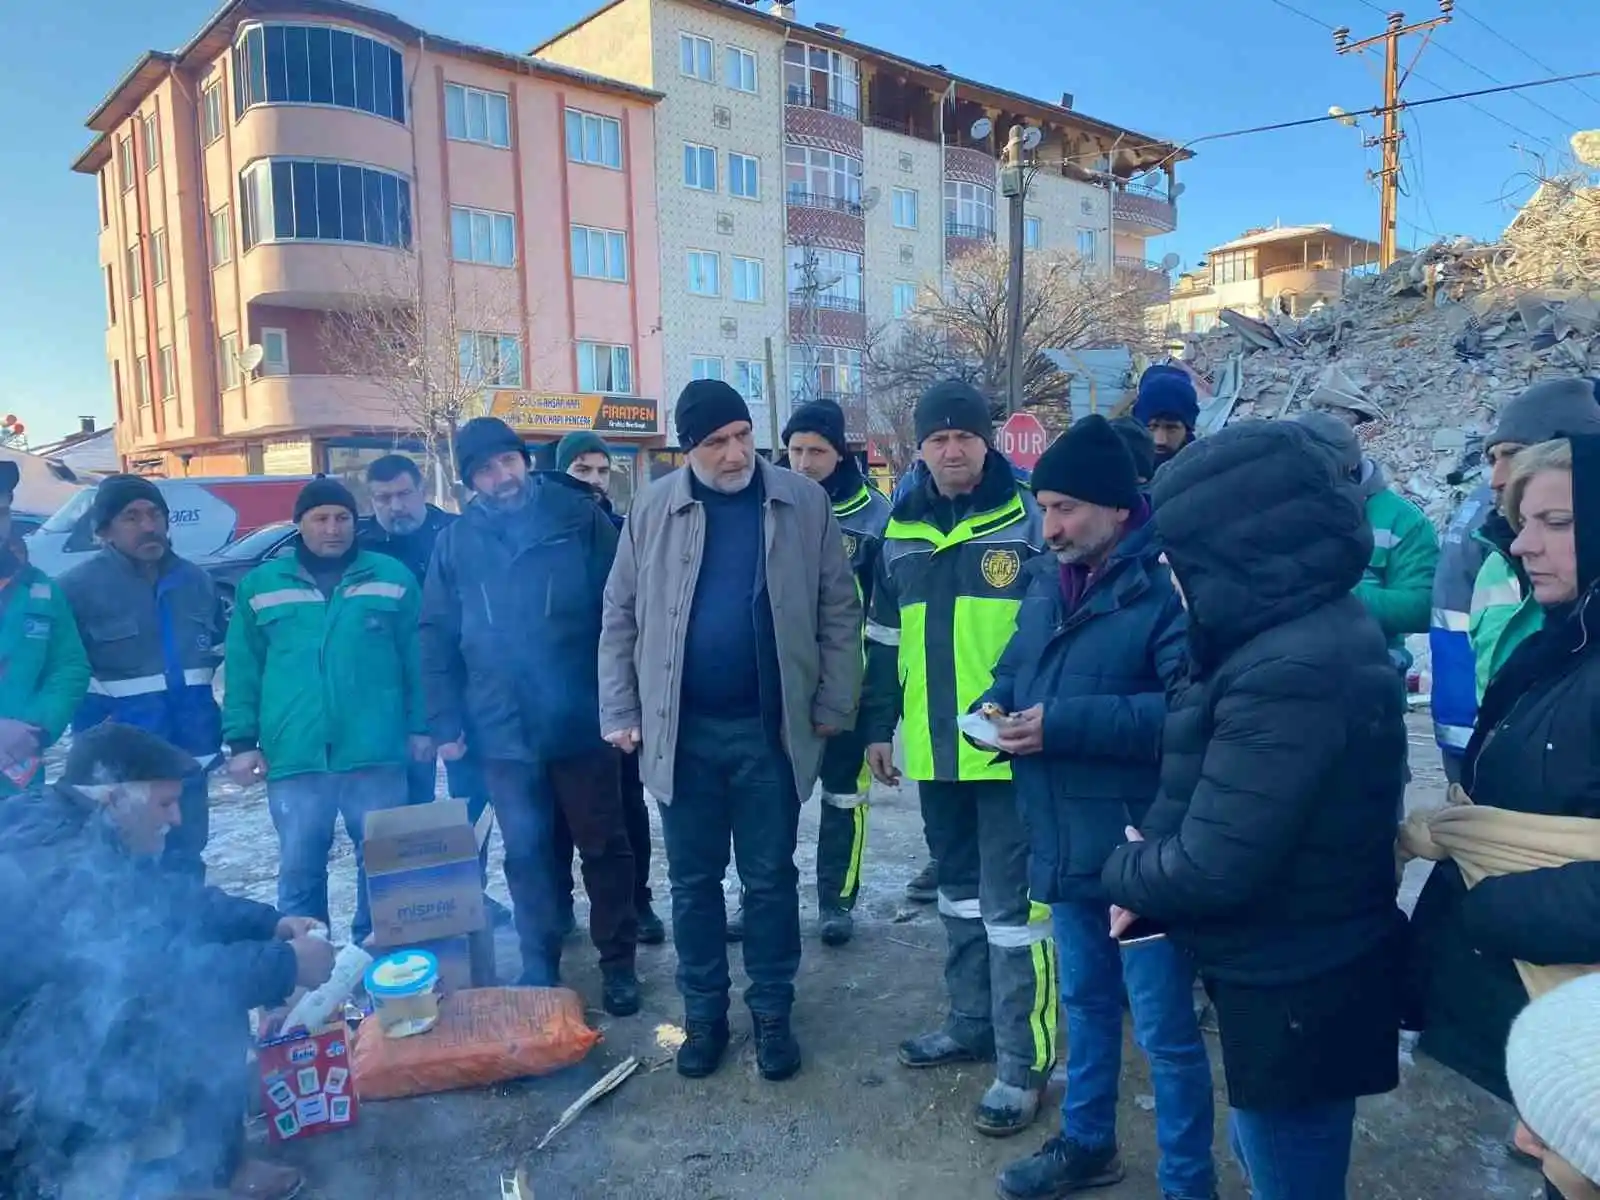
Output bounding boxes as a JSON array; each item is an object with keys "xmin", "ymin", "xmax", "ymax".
[
  {"xmin": 233, "ymin": 23, "xmax": 407, "ymax": 124},
  {"xmin": 239, "ymin": 159, "xmax": 413, "ymax": 251}
]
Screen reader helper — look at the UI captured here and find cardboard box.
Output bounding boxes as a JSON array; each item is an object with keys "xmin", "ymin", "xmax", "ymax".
[
  {"xmin": 258, "ymin": 1024, "xmax": 357, "ymax": 1142},
  {"xmin": 364, "ymin": 800, "xmax": 485, "ymax": 945},
  {"xmin": 368, "ymin": 930, "xmax": 497, "ymax": 995}
]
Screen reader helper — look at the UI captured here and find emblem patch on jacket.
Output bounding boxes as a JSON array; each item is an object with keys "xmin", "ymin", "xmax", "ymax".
[
  {"xmin": 22, "ymin": 616, "xmax": 49, "ymax": 640},
  {"xmin": 980, "ymin": 548, "xmax": 1021, "ymax": 590},
  {"xmin": 841, "ymin": 533, "xmax": 859, "ymax": 561}
]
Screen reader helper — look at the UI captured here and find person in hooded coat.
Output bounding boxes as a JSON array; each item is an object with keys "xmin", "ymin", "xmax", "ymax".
[
  {"xmin": 1102, "ymin": 420, "xmax": 1409, "ymax": 1200},
  {"xmin": 1409, "ymin": 435, "xmax": 1600, "ymax": 1105}
]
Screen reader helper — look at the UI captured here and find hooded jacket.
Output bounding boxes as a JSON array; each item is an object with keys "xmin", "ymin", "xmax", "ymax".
[{"xmin": 1411, "ymin": 436, "xmax": 1600, "ymax": 1101}]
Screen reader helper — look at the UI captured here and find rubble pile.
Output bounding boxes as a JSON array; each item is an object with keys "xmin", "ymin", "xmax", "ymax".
[{"xmin": 1175, "ymin": 179, "xmax": 1600, "ymax": 527}]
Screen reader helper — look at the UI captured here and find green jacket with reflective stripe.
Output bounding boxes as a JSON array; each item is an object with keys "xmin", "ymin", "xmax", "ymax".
[
  {"xmin": 1470, "ymin": 544, "xmax": 1543, "ymax": 703},
  {"xmin": 1355, "ymin": 487, "xmax": 1439, "ymax": 651},
  {"xmin": 0, "ymin": 567, "xmax": 89, "ymax": 792},
  {"xmin": 222, "ymin": 551, "xmax": 425, "ymax": 781},
  {"xmin": 861, "ymin": 463, "xmax": 1043, "ymax": 782}
]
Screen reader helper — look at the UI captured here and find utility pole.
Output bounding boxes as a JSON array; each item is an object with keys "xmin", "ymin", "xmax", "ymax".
[
  {"xmin": 1334, "ymin": 2, "xmax": 1453, "ymax": 270},
  {"xmin": 999, "ymin": 123, "xmax": 1028, "ymax": 418}
]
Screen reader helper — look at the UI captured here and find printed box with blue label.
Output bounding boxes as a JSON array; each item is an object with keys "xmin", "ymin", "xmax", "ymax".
[{"xmin": 363, "ymin": 800, "xmax": 486, "ymax": 946}]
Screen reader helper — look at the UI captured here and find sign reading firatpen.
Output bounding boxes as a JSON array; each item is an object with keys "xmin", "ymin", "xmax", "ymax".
[{"xmin": 488, "ymin": 391, "xmax": 659, "ymax": 435}]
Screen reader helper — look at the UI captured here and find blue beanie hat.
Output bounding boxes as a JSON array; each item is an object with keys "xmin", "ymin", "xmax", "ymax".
[{"xmin": 1132, "ymin": 364, "xmax": 1200, "ymax": 431}]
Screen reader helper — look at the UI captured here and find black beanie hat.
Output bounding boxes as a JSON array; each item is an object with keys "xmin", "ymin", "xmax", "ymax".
[
  {"xmin": 92, "ymin": 474, "xmax": 168, "ymax": 531},
  {"xmin": 456, "ymin": 417, "xmax": 528, "ymax": 486},
  {"xmin": 293, "ymin": 476, "xmax": 358, "ymax": 523},
  {"xmin": 676, "ymin": 379, "xmax": 752, "ymax": 448},
  {"xmin": 915, "ymin": 380, "xmax": 992, "ymax": 446},
  {"xmin": 0, "ymin": 460, "xmax": 18, "ymax": 500},
  {"xmin": 1110, "ymin": 416, "xmax": 1157, "ymax": 483},
  {"xmin": 782, "ymin": 398, "xmax": 848, "ymax": 457},
  {"xmin": 62, "ymin": 722, "xmax": 197, "ymax": 786},
  {"xmin": 1030, "ymin": 414, "xmax": 1139, "ymax": 510}
]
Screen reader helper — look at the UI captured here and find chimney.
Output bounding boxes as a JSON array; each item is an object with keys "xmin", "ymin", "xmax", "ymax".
[
  {"xmin": 1059, "ymin": 92, "xmax": 1075, "ymax": 110},
  {"xmin": 769, "ymin": 1, "xmax": 795, "ymax": 18},
  {"xmin": 78, "ymin": 416, "xmax": 96, "ymax": 434}
]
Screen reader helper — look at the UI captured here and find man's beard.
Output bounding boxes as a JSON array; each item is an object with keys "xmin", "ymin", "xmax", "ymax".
[
  {"xmin": 691, "ymin": 459, "xmax": 755, "ymax": 495},
  {"xmin": 484, "ymin": 483, "xmax": 528, "ymax": 511},
  {"xmin": 1050, "ymin": 524, "xmax": 1118, "ymax": 565},
  {"xmin": 387, "ymin": 513, "xmax": 423, "ymax": 535}
]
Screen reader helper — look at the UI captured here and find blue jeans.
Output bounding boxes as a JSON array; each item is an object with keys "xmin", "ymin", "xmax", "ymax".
[
  {"xmin": 267, "ymin": 765, "xmax": 406, "ymax": 945},
  {"xmin": 1054, "ymin": 899, "xmax": 1216, "ymax": 1200},
  {"xmin": 1228, "ymin": 1101, "xmax": 1355, "ymax": 1200}
]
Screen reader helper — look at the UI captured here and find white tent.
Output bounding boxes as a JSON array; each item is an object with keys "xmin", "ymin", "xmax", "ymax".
[{"xmin": 1, "ymin": 447, "xmax": 89, "ymax": 520}]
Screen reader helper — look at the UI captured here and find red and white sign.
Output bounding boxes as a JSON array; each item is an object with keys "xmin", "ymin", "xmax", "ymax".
[{"xmin": 996, "ymin": 413, "xmax": 1048, "ymax": 470}]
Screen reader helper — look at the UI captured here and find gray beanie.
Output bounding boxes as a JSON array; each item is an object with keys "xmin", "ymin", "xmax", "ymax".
[
  {"xmin": 1296, "ymin": 411, "xmax": 1363, "ymax": 477},
  {"xmin": 1488, "ymin": 378, "xmax": 1600, "ymax": 452},
  {"xmin": 1506, "ymin": 974, "xmax": 1600, "ymax": 1185}
]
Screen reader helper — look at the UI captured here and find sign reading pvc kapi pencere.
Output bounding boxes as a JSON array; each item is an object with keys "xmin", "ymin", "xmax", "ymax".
[{"xmin": 487, "ymin": 391, "xmax": 659, "ymax": 435}]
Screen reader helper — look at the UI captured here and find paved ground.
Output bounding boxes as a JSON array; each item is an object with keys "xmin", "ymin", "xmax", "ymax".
[{"xmin": 172, "ymin": 715, "xmax": 1542, "ymax": 1200}]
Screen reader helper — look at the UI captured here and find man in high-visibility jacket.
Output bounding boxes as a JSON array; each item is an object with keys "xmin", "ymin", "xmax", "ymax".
[
  {"xmin": 783, "ymin": 399, "xmax": 890, "ymax": 948},
  {"xmin": 861, "ymin": 380, "xmax": 1055, "ymax": 1138}
]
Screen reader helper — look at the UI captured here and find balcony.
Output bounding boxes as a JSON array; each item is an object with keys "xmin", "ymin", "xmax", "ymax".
[
  {"xmin": 1112, "ymin": 182, "xmax": 1178, "ymax": 235},
  {"xmin": 785, "ymin": 85, "xmax": 860, "ymax": 122},
  {"xmin": 787, "ymin": 190, "xmax": 864, "ymax": 218},
  {"xmin": 1115, "ymin": 257, "xmax": 1172, "ymax": 300},
  {"xmin": 788, "ymin": 291, "xmax": 865, "ymax": 314},
  {"xmin": 945, "ymin": 221, "xmax": 996, "ymax": 241}
]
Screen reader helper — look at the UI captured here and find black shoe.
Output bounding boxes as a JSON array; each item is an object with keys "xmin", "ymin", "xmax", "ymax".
[
  {"xmin": 897, "ymin": 1030, "xmax": 994, "ymax": 1069},
  {"xmin": 905, "ymin": 860, "xmax": 938, "ymax": 904},
  {"xmin": 753, "ymin": 1013, "xmax": 802, "ymax": 1081},
  {"xmin": 636, "ymin": 901, "xmax": 666, "ymax": 946},
  {"xmin": 601, "ymin": 969, "xmax": 641, "ymax": 1017},
  {"xmin": 996, "ymin": 1136, "xmax": 1124, "ymax": 1199},
  {"xmin": 819, "ymin": 907, "xmax": 854, "ymax": 946},
  {"xmin": 726, "ymin": 897, "xmax": 745, "ymax": 943},
  {"xmin": 484, "ymin": 894, "xmax": 514, "ymax": 929},
  {"xmin": 676, "ymin": 1018, "xmax": 731, "ymax": 1079}
]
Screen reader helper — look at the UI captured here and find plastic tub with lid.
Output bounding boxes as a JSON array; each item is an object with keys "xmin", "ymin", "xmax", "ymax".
[{"xmin": 364, "ymin": 949, "xmax": 441, "ymax": 1039}]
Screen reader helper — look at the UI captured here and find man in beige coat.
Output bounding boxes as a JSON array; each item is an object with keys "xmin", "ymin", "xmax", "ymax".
[{"xmin": 600, "ymin": 380, "xmax": 861, "ymax": 1083}]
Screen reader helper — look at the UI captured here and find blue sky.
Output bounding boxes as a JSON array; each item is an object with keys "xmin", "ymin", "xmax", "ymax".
[{"xmin": 7, "ymin": 0, "xmax": 1599, "ymax": 441}]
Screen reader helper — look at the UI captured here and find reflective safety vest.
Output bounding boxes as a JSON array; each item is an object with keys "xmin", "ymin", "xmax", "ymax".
[
  {"xmin": 832, "ymin": 482, "xmax": 891, "ymax": 611},
  {"xmin": 868, "ymin": 487, "xmax": 1042, "ymax": 783},
  {"xmin": 1469, "ymin": 545, "xmax": 1543, "ymax": 702}
]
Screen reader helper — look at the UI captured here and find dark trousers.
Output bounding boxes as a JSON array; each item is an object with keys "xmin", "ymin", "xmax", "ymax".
[
  {"xmin": 816, "ymin": 726, "xmax": 869, "ymax": 911},
  {"xmin": 486, "ymin": 751, "xmax": 637, "ymax": 983},
  {"xmin": 408, "ymin": 757, "xmax": 493, "ymax": 885},
  {"xmin": 554, "ymin": 748, "xmax": 653, "ymax": 914},
  {"xmin": 659, "ymin": 713, "xmax": 801, "ymax": 1022},
  {"xmin": 161, "ymin": 767, "xmax": 212, "ymax": 879}
]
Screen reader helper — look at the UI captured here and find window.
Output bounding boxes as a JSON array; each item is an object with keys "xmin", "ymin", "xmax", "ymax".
[
  {"xmin": 126, "ymin": 244, "xmax": 143, "ymax": 298},
  {"xmin": 892, "ymin": 187, "xmax": 918, "ymax": 229},
  {"xmin": 680, "ymin": 32, "xmax": 714, "ymax": 81},
  {"xmin": 732, "ymin": 358, "xmax": 765, "ymax": 404},
  {"xmin": 784, "ymin": 145, "xmax": 861, "ymax": 210},
  {"xmin": 783, "ymin": 41, "xmax": 860, "ymax": 118},
  {"xmin": 210, "ymin": 206, "xmax": 233, "ymax": 267},
  {"xmin": 790, "ymin": 345, "xmax": 861, "ymax": 399},
  {"xmin": 1210, "ymin": 249, "xmax": 1252, "ymax": 284},
  {"xmin": 577, "ymin": 342, "xmax": 633, "ymax": 394},
  {"xmin": 944, "ymin": 180, "xmax": 995, "ymax": 236},
  {"xmin": 729, "ymin": 152, "xmax": 760, "ymax": 199},
  {"xmin": 104, "ymin": 266, "xmax": 116, "ymax": 325},
  {"xmin": 690, "ymin": 356, "xmax": 724, "ymax": 381},
  {"xmin": 457, "ymin": 332, "xmax": 523, "ymax": 387},
  {"xmin": 117, "ymin": 137, "xmax": 135, "ymax": 192},
  {"xmin": 232, "ymin": 23, "xmax": 406, "ymax": 123},
  {"xmin": 157, "ymin": 345, "xmax": 176, "ymax": 398},
  {"xmin": 150, "ymin": 229, "xmax": 168, "ymax": 288},
  {"xmin": 98, "ymin": 170, "xmax": 110, "ymax": 228},
  {"xmin": 1024, "ymin": 217, "xmax": 1042, "ymax": 250},
  {"xmin": 239, "ymin": 159, "xmax": 413, "ymax": 251},
  {"xmin": 786, "ymin": 245, "xmax": 862, "ymax": 311},
  {"xmin": 893, "ymin": 282, "xmax": 917, "ymax": 318},
  {"xmin": 565, "ymin": 108, "xmax": 622, "ymax": 168},
  {"xmin": 260, "ymin": 328, "xmax": 289, "ymax": 376},
  {"xmin": 134, "ymin": 355, "xmax": 151, "ymax": 407},
  {"xmin": 450, "ymin": 206, "xmax": 515, "ymax": 266},
  {"xmin": 1077, "ymin": 228, "xmax": 1098, "ymax": 262},
  {"xmin": 683, "ymin": 142, "xmax": 716, "ymax": 191},
  {"xmin": 725, "ymin": 45, "xmax": 757, "ymax": 93},
  {"xmin": 444, "ymin": 84, "xmax": 511, "ymax": 148},
  {"xmin": 200, "ymin": 80, "xmax": 224, "ymax": 145},
  {"xmin": 732, "ymin": 256, "xmax": 764, "ymax": 303},
  {"xmin": 219, "ymin": 333, "xmax": 241, "ymax": 390},
  {"xmin": 686, "ymin": 250, "xmax": 721, "ymax": 296},
  {"xmin": 571, "ymin": 225, "xmax": 628, "ymax": 281},
  {"xmin": 142, "ymin": 114, "xmax": 160, "ymax": 172}
]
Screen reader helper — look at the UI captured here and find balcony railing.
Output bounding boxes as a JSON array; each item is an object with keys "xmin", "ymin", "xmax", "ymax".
[
  {"xmin": 945, "ymin": 221, "xmax": 996, "ymax": 241},
  {"xmin": 1119, "ymin": 176, "xmax": 1173, "ymax": 202},
  {"xmin": 787, "ymin": 189, "xmax": 864, "ymax": 217},
  {"xmin": 865, "ymin": 112, "xmax": 940, "ymax": 143},
  {"xmin": 1115, "ymin": 256, "xmax": 1165, "ymax": 272},
  {"xmin": 788, "ymin": 290, "xmax": 866, "ymax": 313},
  {"xmin": 785, "ymin": 86, "xmax": 861, "ymax": 122},
  {"xmin": 1260, "ymin": 259, "xmax": 1340, "ymax": 276}
]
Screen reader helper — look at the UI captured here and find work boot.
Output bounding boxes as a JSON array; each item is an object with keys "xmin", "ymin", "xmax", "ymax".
[
  {"xmin": 905, "ymin": 860, "xmax": 938, "ymax": 903},
  {"xmin": 996, "ymin": 1135, "xmax": 1124, "ymax": 1198},
  {"xmin": 601, "ymin": 968, "xmax": 641, "ymax": 1017},
  {"xmin": 753, "ymin": 1012, "xmax": 802, "ymax": 1081},
  {"xmin": 897, "ymin": 1029, "xmax": 994, "ymax": 1069},
  {"xmin": 726, "ymin": 892, "xmax": 746, "ymax": 942},
  {"xmin": 819, "ymin": 906, "xmax": 854, "ymax": 947},
  {"xmin": 676, "ymin": 1017, "xmax": 731, "ymax": 1079},
  {"xmin": 974, "ymin": 1080, "xmax": 1042, "ymax": 1138},
  {"xmin": 636, "ymin": 899, "xmax": 666, "ymax": 945},
  {"xmin": 228, "ymin": 1159, "xmax": 305, "ymax": 1200}
]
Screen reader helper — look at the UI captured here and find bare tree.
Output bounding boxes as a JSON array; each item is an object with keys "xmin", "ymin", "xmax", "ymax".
[
  {"xmin": 865, "ymin": 245, "xmax": 1155, "ymax": 452},
  {"xmin": 320, "ymin": 260, "xmax": 530, "ymax": 497}
]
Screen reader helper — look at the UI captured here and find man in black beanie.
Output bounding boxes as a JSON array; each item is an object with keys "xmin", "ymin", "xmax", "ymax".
[
  {"xmin": 985, "ymin": 416, "xmax": 1213, "ymax": 1200},
  {"xmin": 782, "ymin": 399, "xmax": 890, "ymax": 947},
  {"xmin": 600, "ymin": 379, "xmax": 861, "ymax": 1081},
  {"xmin": 1111, "ymin": 416, "xmax": 1157, "ymax": 486},
  {"xmin": 858, "ymin": 379, "xmax": 1058, "ymax": 1136}
]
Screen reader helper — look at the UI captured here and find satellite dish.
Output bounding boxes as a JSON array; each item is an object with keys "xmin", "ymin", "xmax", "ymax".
[
  {"xmin": 1160, "ymin": 252, "xmax": 1180, "ymax": 271},
  {"xmin": 236, "ymin": 344, "xmax": 265, "ymax": 373},
  {"xmin": 1172, "ymin": 182, "xmax": 1187, "ymax": 198},
  {"xmin": 1021, "ymin": 126, "xmax": 1043, "ymax": 151},
  {"xmin": 970, "ymin": 116, "xmax": 993, "ymax": 140},
  {"xmin": 861, "ymin": 186, "xmax": 881, "ymax": 212}
]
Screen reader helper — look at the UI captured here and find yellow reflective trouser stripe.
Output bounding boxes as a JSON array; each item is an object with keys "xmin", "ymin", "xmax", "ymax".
[
  {"xmin": 841, "ymin": 805, "xmax": 868, "ymax": 900},
  {"xmin": 1028, "ymin": 900, "xmax": 1056, "ymax": 1074},
  {"xmin": 899, "ymin": 603, "xmax": 932, "ymax": 780}
]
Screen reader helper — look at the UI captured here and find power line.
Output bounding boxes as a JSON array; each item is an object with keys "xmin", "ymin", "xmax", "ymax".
[{"xmin": 1454, "ymin": 2, "xmax": 1600, "ymax": 112}]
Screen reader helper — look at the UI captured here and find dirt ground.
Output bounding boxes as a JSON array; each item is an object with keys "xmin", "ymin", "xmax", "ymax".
[{"xmin": 182, "ymin": 714, "xmax": 1542, "ymax": 1200}]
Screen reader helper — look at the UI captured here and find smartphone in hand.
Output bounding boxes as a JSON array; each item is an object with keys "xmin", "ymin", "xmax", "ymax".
[{"xmin": 1114, "ymin": 917, "xmax": 1168, "ymax": 947}]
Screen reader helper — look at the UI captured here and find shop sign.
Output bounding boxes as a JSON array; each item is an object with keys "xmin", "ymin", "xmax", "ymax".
[{"xmin": 487, "ymin": 392, "xmax": 659, "ymax": 435}]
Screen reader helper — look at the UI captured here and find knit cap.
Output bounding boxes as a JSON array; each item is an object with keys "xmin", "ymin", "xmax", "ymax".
[
  {"xmin": 293, "ymin": 476, "xmax": 358, "ymax": 523},
  {"xmin": 1506, "ymin": 973, "xmax": 1600, "ymax": 1184},
  {"xmin": 1132, "ymin": 364, "xmax": 1200, "ymax": 431},
  {"xmin": 1489, "ymin": 378, "xmax": 1600, "ymax": 452},
  {"xmin": 675, "ymin": 379, "xmax": 752, "ymax": 448},
  {"xmin": 914, "ymin": 380, "xmax": 992, "ymax": 446},
  {"xmin": 456, "ymin": 417, "xmax": 528, "ymax": 486},
  {"xmin": 1296, "ymin": 410, "xmax": 1364, "ymax": 477},
  {"xmin": 782, "ymin": 398, "xmax": 849, "ymax": 457},
  {"xmin": 1110, "ymin": 417, "xmax": 1156, "ymax": 483},
  {"xmin": 556, "ymin": 430, "xmax": 610, "ymax": 473},
  {"xmin": 92, "ymin": 474, "xmax": 169, "ymax": 531},
  {"xmin": 1030, "ymin": 415, "xmax": 1139, "ymax": 510}
]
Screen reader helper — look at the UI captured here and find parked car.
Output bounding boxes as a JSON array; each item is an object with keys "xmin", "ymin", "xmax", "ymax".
[{"xmin": 194, "ymin": 521, "xmax": 299, "ymax": 622}]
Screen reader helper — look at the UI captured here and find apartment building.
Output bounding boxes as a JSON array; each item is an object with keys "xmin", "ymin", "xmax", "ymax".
[
  {"xmin": 537, "ymin": 0, "xmax": 1185, "ymax": 447},
  {"xmin": 73, "ymin": 0, "xmax": 665, "ymax": 498}
]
